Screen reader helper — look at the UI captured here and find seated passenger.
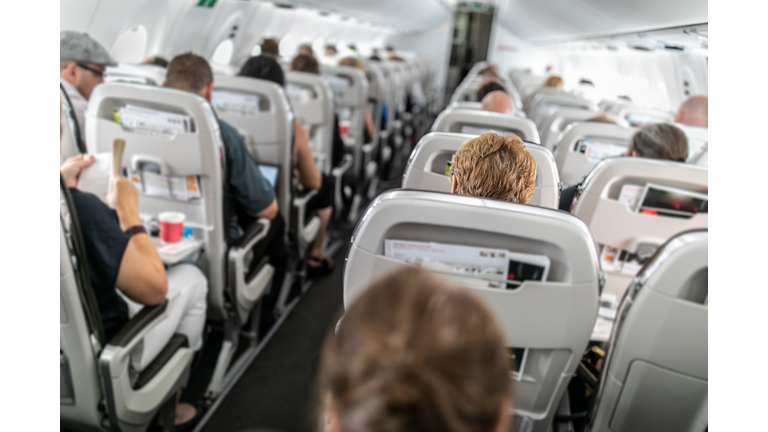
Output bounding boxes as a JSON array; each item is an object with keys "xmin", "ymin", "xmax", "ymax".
[
  {"xmin": 476, "ymin": 81, "xmax": 506, "ymax": 103},
  {"xmin": 60, "ymin": 127, "xmax": 207, "ymax": 428},
  {"xmin": 558, "ymin": 123, "xmax": 689, "ymax": 211},
  {"xmin": 297, "ymin": 44, "xmax": 314, "ymax": 57},
  {"xmin": 675, "ymin": 95, "xmax": 708, "ymax": 127},
  {"xmin": 324, "ymin": 45, "xmax": 338, "ymax": 57},
  {"xmin": 478, "ymin": 64, "xmax": 500, "ymax": 76},
  {"xmin": 542, "ymin": 76, "xmax": 565, "ymax": 91},
  {"xmin": 261, "ymin": 38, "xmax": 280, "ymax": 58},
  {"xmin": 450, "ymin": 132, "xmax": 537, "ymax": 204},
  {"xmin": 337, "ymin": 57, "xmax": 376, "ymax": 141},
  {"xmin": 240, "ymin": 55, "xmax": 336, "ymax": 276},
  {"xmin": 140, "ymin": 56, "xmax": 169, "ymax": 68},
  {"xmin": 60, "ymin": 31, "xmax": 117, "ymax": 142},
  {"xmin": 586, "ymin": 112, "xmax": 617, "ymax": 124},
  {"xmin": 319, "ymin": 267, "xmax": 513, "ymax": 432},
  {"xmin": 481, "ymin": 90, "xmax": 516, "ymax": 115},
  {"xmin": 480, "ymin": 72, "xmax": 503, "ymax": 86}
]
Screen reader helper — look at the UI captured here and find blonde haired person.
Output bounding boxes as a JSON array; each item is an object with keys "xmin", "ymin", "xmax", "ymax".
[
  {"xmin": 319, "ymin": 267, "xmax": 513, "ymax": 432},
  {"xmin": 337, "ymin": 57, "xmax": 375, "ymax": 141},
  {"xmin": 542, "ymin": 76, "xmax": 565, "ymax": 91},
  {"xmin": 450, "ymin": 132, "xmax": 537, "ymax": 204}
]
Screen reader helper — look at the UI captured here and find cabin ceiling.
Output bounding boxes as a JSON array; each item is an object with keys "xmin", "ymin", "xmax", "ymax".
[
  {"xmin": 496, "ymin": 0, "xmax": 707, "ymax": 44},
  {"xmin": 286, "ymin": 0, "xmax": 452, "ymax": 32}
]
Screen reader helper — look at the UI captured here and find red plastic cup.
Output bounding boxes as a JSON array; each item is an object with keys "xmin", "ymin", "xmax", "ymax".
[
  {"xmin": 158, "ymin": 212, "xmax": 185, "ymax": 243},
  {"xmin": 339, "ymin": 121, "xmax": 351, "ymax": 138}
]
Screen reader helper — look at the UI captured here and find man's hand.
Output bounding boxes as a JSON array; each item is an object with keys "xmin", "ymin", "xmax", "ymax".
[
  {"xmin": 106, "ymin": 174, "xmax": 141, "ymax": 230},
  {"xmin": 60, "ymin": 155, "xmax": 95, "ymax": 188}
]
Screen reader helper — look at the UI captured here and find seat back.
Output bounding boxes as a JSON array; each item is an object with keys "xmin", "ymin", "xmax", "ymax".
[
  {"xmin": 689, "ymin": 142, "xmax": 708, "ymax": 167},
  {"xmin": 674, "ymin": 123, "xmax": 709, "ymax": 162},
  {"xmin": 431, "ymin": 109, "xmax": 541, "ymax": 143},
  {"xmin": 589, "ymin": 230, "xmax": 708, "ymax": 432},
  {"xmin": 402, "ymin": 132, "xmax": 560, "ymax": 209},
  {"xmin": 364, "ymin": 62, "xmax": 386, "ymax": 144},
  {"xmin": 539, "ymin": 108, "xmax": 609, "ymax": 151},
  {"xmin": 528, "ymin": 93, "xmax": 598, "ymax": 128},
  {"xmin": 571, "ymin": 158, "xmax": 708, "ymax": 299},
  {"xmin": 85, "ymin": 82, "xmax": 230, "ymax": 320},
  {"xmin": 522, "ymin": 86, "xmax": 562, "ymax": 112},
  {"xmin": 321, "ymin": 64, "xmax": 370, "ymax": 176},
  {"xmin": 553, "ymin": 122, "xmax": 636, "ymax": 187},
  {"xmin": 447, "ymin": 101, "xmax": 483, "ymax": 111},
  {"xmin": 344, "ymin": 190, "xmax": 601, "ymax": 432},
  {"xmin": 211, "ymin": 75, "xmax": 294, "ymax": 226},
  {"xmin": 60, "ymin": 179, "xmax": 105, "ymax": 431},
  {"xmin": 60, "ymin": 84, "xmax": 86, "ymax": 161},
  {"xmin": 285, "ymin": 71, "xmax": 335, "ymax": 174},
  {"xmin": 611, "ymin": 105, "xmax": 674, "ymax": 127},
  {"xmin": 104, "ymin": 63, "xmax": 166, "ymax": 86}
]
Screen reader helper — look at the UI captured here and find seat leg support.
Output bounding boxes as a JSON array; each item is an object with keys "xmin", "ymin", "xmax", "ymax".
[
  {"xmin": 161, "ymin": 393, "xmax": 176, "ymax": 432},
  {"xmin": 204, "ymin": 321, "xmax": 238, "ymax": 401}
]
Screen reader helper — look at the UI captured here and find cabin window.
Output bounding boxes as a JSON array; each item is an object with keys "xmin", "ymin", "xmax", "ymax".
[
  {"xmin": 212, "ymin": 39, "xmax": 234, "ymax": 64},
  {"xmin": 279, "ymin": 34, "xmax": 297, "ymax": 58},
  {"xmin": 110, "ymin": 25, "xmax": 148, "ymax": 63},
  {"xmin": 251, "ymin": 44, "xmax": 261, "ymax": 56}
]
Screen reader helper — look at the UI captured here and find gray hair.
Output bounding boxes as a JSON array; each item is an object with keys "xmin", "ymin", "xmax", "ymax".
[{"xmin": 629, "ymin": 123, "xmax": 688, "ymax": 162}]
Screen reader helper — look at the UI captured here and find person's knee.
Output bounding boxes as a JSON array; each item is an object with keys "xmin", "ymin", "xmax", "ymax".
[{"xmin": 167, "ymin": 264, "xmax": 209, "ymax": 303}]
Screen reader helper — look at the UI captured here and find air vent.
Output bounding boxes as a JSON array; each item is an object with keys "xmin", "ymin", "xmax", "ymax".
[
  {"xmin": 631, "ymin": 45, "xmax": 652, "ymax": 52},
  {"xmin": 665, "ymin": 45, "xmax": 684, "ymax": 51},
  {"xmin": 275, "ymin": 2, "xmax": 295, "ymax": 8}
]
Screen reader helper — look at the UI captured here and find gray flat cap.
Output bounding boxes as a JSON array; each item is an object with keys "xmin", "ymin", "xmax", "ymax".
[{"xmin": 60, "ymin": 31, "xmax": 117, "ymax": 66}]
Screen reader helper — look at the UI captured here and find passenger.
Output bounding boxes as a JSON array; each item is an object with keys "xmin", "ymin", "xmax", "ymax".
[
  {"xmin": 450, "ymin": 132, "xmax": 537, "ymax": 204},
  {"xmin": 476, "ymin": 81, "xmax": 506, "ymax": 103},
  {"xmin": 337, "ymin": 57, "xmax": 376, "ymax": 141},
  {"xmin": 140, "ymin": 56, "xmax": 169, "ymax": 68},
  {"xmin": 480, "ymin": 72, "xmax": 503, "ymax": 86},
  {"xmin": 675, "ymin": 95, "xmax": 708, "ymax": 127},
  {"xmin": 60, "ymin": 115, "xmax": 207, "ymax": 429},
  {"xmin": 297, "ymin": 43, "xmax": 314, "ymax": 57},
  {"xmin": 324, "ymin": 45, "xmax": 338, "ymax": 57},
  {"xmin": 481, "ymin": 90, "xmax": 515, "ymax": 115},
  {"xmin": 478, "ymin": 64, "xmax": 500, "ymax": 76},
  {"xmin": 586, "ymin": 112, "xmax": 617, "ymax": 124},
  {"xmin": 318, "ymin": 267, "xmax": 513, "ymax": 432},
  {"xmin": 291, "ymin": 53, "xmax": 320, "ymax": 74},
  {"xmin": 558, "ymin": 123, "xmax": 689, "ymax": 211},
  {"xmin": 542, "ymin": 76, "xmax": 565, "ymax": 91},
  {"xmin": 240, "ymin": 55, "xmax": 336, "ymax": 276},
  {"xmin": 261, "ymin": 38, "xmax": 280, "ymax": 58},
  {"xmin": 60, "ymin": 31, "xmax": 117, "ymax": 142},
  {"xmin": 164, "ymin": 54, "xmax": 290, "ymax": 322}
]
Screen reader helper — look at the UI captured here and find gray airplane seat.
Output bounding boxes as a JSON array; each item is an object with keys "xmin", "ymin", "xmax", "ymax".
[
  {"xmin": 343, "ymin": 190, "xmax": 602, "ymax": 432},
  {"xmin": 285, "ymin": 71, "xmax": 336, "ymax": 174},
  {"xmin": 85, "ymin": 82, "xmax": 275, "ymax": 400},
  {"xmin": 606, "ymin": 103, "xmax": 674, "ymax": 127},
  {"xmin": 321, "ymin": 64, "xmax": 375, "ymax": 220},
  {"xmin": 528, "ymin": 93, "xmax": 599, "ymax": 129},
  {"xmin": 60, "ymin": 84, "xmax": 86, "ymax": 162},
  {"xmin": 363, "ymin": 62, "xmax": 387, "ymax": 197},
  {"xmin": 60, "ymin": 177, "xmax": 193, "ymax": 431},
  {"xmin": 522, "ymin": 86, "xmax": 562, "ymax": 112},
  {"xmin": 539, "ymin": 108, "xmax": 614, "ymax": 151},
  {"xmin": 431, "ymin": 108, "xmax": 541, "ymax": 143},
  {"xmin": 674, "ymin": 122, "xmax": 709, "ymax": 165},
  {"xmin": 104, "ymin": 63, "xmax": 167, "ymax": 86},
  {"xmin": 586, "ymin": 230, "xmax": 708, "ymax": 432},
  {"xmin": 402, "ymin": 132, "xmax": 560, "ymax": 209},
  {"xmin": 447, "ymin": 101, "xmax": 483, "ymax": 111},
  {"xmin": 571, "ymin": 158, "xmax": 708, "ymax": 300},
  {"xmin": 553, "ymin": 122, "xmax": 636, "ymax": 187}
]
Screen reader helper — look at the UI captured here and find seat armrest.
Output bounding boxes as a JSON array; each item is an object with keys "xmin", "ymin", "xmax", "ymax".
[
  {"xmin": 108, "ymin": 301, "xmax": 168, "ymax": 348},
  {"xmin": 231, "ymin": 218, "xmax": 268, "ymax": 251},
  {"xmin": 292, "ymin": 188, "xmax": 319, "ymax": 207},
  {"xmin": 332, "ymin": 154, "xmax": 354, "ymax": 178},
  {"xmin": 228, "ymin": 218, "xmax": 274, "ymax": 315}
]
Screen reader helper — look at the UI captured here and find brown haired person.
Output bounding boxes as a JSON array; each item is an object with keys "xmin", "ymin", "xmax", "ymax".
[
  {"xmin": 450, "ymin": 132, "xmax": 537, "ymax": 204},
  {"xmin": 337, "ymin": 57, "xmax": 376, "ymax": 141},
  {"xmin": 261, "ymin": 38, "xmax": 280, "ymax": 58},
  {"xmin": 586, "ymin": 112, "xmax": 618, "ymax": 124},
  {"xmin": 558, "ymin": 122, "xmax": 690, "ymax": 211},
  {"xmin": 543, "ymin": 76, "xmax": 565, "ymax": 91},
  {"xmin": 318, "ymin": 267, "xmax": 514, "ymax": 432},
  {"xmin": 476, "ymin": 81, "xmax": 506, "ymax": 103}
]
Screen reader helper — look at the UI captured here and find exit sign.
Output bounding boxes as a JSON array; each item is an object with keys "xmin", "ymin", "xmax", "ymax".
[{"xmin": 197, "ymin": 0, "xmax": 217, "ymax": 7}]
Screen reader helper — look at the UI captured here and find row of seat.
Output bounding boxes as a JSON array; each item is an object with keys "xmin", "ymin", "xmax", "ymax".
[{"xmin": 61, "ymin": 53, "xmax": 439, "ymax": 432}]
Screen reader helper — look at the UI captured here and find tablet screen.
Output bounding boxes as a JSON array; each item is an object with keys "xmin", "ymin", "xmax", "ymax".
[
  {"xmin": 638, "ymin": 184, "xmax": 707, "ymax": 217},
  {"xmin": 257, "ymin": 164, "xmax": 279, "ymax": 189}
]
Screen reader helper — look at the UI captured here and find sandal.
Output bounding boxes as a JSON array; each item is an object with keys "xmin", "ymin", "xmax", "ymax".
[
  {"xmin": 151, "ymin": 400, "xmax": 205, "ymax": 432},
  {"xmin": 307, "ymin": 256, "xmax": 334, "ymax": 278}
]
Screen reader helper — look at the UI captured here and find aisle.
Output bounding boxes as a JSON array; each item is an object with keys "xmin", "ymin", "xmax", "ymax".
[{"xmin": 198, "ymin": 230, "xmax": 350, "ymax": 432}]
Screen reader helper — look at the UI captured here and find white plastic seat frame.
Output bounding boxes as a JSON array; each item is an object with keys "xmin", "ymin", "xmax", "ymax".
[
  {"xmin": 587, "ymin": 230, "xmax": 708, "ymax": 432},
  {"xmin": 344, "ymin": 190, "xmax": 602, "ymax": 432},
  {"xmin": 60, "ymin": 178, "xmax": 193, "ymax": 431},
  {"xmin": 528, "ymin": 93, "xmax": 598, "ymax": 128},
  {"xmin": 539, "ymin": 108, "xmax": 612, "ymax": 151},
  {"xmin": 553, "ymin": 122, "xmax": 636, "ymax": 187},
  {"xmin": 611, "ymin": 104, "xmax": 674, "ymax": 127},
  {"xmin": 104, "ymin": 63, "xmax": 167, "ymax": 86},
  {"xmin": 674, "ymin": 122, "xmax": 709, "ymax": 163},
  {"xmin": 450, "ymin": 76, "xmax": 523, "ymax": 112},
  {"xmin": 522, "ymin": 86, "xmax": 563, "ymax": 112},
  {"xmin": 86, "ymin": 83, "xmax": 275, "ymax": 400},
  {"xmin": 571, "ymin": 158, "xmax": 708, "ymax": 299},
  {"xmin": 431, "ymin": 108, "xmax": 541, "ymax": 143},
  {"xmin": 285, "ymin": 71, "xmax": 335, "ymax": 174},
  {"xmin": 402, "ymin": 132, "xmax": 560, "ymax": 209}
]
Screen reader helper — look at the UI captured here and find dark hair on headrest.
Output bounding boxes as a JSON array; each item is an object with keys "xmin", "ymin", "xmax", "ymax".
[
  {"xmin": 239, "ymin": 55, "xmax": 284, "ymax": 87},
  {"xmin": 291, "ymin": 53, "xmax": 319, "ymax": 75},
  {"xmin": 166, "ymin": 53, "xmax": 212, "ymax": 91},
  {"xmin": 629, "ymin": 123, "xmax": 689, "ymax": 162},
  {"xmin": 476, "ymin": 81, "xmax": 506, "ymax": 102}
]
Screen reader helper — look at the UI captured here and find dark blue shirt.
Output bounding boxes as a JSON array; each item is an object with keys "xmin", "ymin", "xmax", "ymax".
[
  {"xmin": 69, "ymin": 188, "xmax": 130, "ymax": 342},
  {"xmin": 220, "ymin": 120, "xmax": 275, "ymax": 242}
]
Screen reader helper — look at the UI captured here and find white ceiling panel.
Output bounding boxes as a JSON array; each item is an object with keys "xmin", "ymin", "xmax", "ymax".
[
  {"xmin": 497, "ymin": 0, "xmax": 707, "ymax": 43},
  {"xmin": 288, "ymin": 0, "xmax": 452, "ymax": 32}
]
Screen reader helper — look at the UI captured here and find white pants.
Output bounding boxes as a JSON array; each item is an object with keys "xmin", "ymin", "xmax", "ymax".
[{"xmin": 117, "ymin": 264, "xmax": 208, "ymax": 371}]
